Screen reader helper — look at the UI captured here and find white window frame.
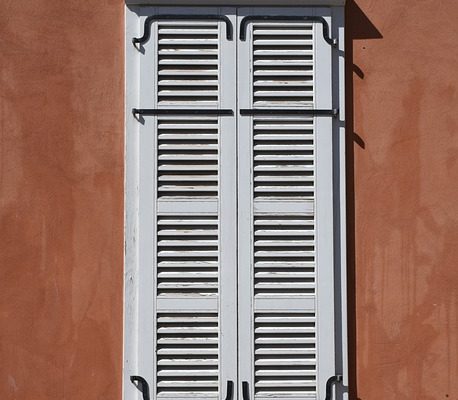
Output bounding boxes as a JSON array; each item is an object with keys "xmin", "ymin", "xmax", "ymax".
[{"xmin": 124, "ymin": 3, "xmax": 347, "ymax": 399}]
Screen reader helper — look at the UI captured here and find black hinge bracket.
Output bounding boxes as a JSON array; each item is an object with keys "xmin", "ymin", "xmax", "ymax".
[
  {"xmin": 133, "ymin": 14, "xmax": 233, "ymax": 46},
  {"xmin": 239, "ymin": 15, "xmax": 337, "ymax": 47}
]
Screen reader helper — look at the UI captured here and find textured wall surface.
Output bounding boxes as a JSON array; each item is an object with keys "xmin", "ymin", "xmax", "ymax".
[
  {"xmin": 0, "ymin": 1, "xmax": 124, "ymax": 399},
  {"xmin": 0, "ymin": 1, "xmax": 457, "ymax": 399},
  {"xmin": 346, "ymin": 0, "xmax": 458, "ymax": 399}
]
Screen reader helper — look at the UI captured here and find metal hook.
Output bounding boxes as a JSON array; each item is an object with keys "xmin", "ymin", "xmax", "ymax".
[
  {"xmin": 130, "ymin": 375, "xmax": 150, "ymax": 400},
  {"xmin": 133, "ymin": 14, "xmax": 233, "ymax": 47},
  {"xmin": 325, "ymin": 375, "xmax": 343, "ymax": 400}
]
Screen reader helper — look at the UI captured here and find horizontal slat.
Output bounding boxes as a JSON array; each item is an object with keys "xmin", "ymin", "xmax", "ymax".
[
  {"xmin": 158, "ymin": 381, "xmax": 219, "ymax": 388},
  {"xmin": 158, "ymin": 369, "xmax": 218, "ymax": 377},
  {"xmin": 158, "ymin": 359, "xmax": 218, "ymax": 366},
  {"xmin": 255, "ymin": 272, "xmax": 314, "ymax": 278},
  {"xmin": 255, "ymin": 379, "xmax": 316, "ymax": 386},
  {"xmin": 159, "ymin": 69, "xmax": 218, "ymax": 76},
  {"xmin": 254, "ymin": 29, "xmax": 313, "ymax": 35},
  {"xmin": 254, "ymin": 69, "xmax": 313, "ymax": 76},
  {"xmin": 255, "ymin": 369, "xmax": 316, "ymax": 376},
  {"xmin": 158, "ymin": 348, "xmax": 218, "ymax": 355}
]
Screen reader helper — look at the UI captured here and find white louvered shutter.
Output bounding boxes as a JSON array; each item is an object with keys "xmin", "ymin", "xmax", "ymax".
[
  {"xmin": 136, "ymin": 8, "xmax": 237, "ymax": 400},
  {"xmin": 129, "ymin": 6, "xmax": 344, "ymax": 400},
  {"xmin": 237, "ymin": 8, "xmax": 336, "ymax": 400}
]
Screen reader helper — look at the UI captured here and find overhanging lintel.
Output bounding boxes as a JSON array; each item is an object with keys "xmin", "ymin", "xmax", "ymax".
[{"xmin": 126, "ymin": 0, "xmax": 345, "ymax": 6}]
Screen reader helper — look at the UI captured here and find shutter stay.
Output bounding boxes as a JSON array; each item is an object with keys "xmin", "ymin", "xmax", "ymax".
[
  {"xmin": 133, "ymin": 14, "xmax": 233, "ymax": 46},
  {"xmin": 239, "ymin": 15, "xmax": 337, "ymax": 46},
  {"xmin": 240, "ymin": 108, "xmax": 338, "ymax": 117},
  {"xmin": 132, "ymin": 108, "xmax": 233, "ymax": 116}
]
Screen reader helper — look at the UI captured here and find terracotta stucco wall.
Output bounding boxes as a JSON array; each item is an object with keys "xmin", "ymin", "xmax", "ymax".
[
  {"xmin": 0, "ymin": 1, "xmax": 124, "ymax": 399},
  {"xmin": 0, "ymin": 1, "xmax": 457, "ymax": 399},
  {"xmin": 346, "ymin": 0, "xmax": 458, "ymax": 399}
]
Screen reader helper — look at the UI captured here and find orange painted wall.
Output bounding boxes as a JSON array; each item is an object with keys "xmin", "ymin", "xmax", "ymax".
[
  {"xmin": 0, "ymin": 1, "xmax": 124, "ymax": 399},
  {"xmin": 0, "ymin": 1, "xmax": 457, "ymax": 399},
  {"xmin": 346, "ymin": 0, "xmax": 458, "ymax": 399}
]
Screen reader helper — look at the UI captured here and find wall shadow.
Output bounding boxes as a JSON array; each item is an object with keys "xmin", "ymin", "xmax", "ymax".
[{"xmin": 344, "ymin": 2, "xmax": 382, "ymax": 399}]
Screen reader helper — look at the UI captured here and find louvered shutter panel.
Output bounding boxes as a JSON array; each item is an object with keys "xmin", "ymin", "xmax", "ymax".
[
  {"xmin": 237, "ymin": 8, "xmax": 335, "ymax": 400},
  {"xmin": 136, "ymin": 9, "xmax": 237, "ymax": 400},
  {"xmin": 128, "ymin": 6, "xmax": 345, "ymax": 400}
]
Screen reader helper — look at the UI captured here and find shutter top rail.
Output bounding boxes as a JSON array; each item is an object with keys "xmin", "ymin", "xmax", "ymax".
[{"xmin": 132, "ymin": 14, "xmax": 233, "ymax": 46}]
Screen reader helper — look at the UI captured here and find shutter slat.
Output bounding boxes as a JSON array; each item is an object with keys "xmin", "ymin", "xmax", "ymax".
[
  {"xmin": 158, "ymin": 370, "xmax": 220, "ymax": 377},
  {"xmin": 158, "ymin": 382, "xmax": 219, "ymax": 388},
  {"xmin": 254, "ymin": 145, "xmax": 314, "ymax": 151},
  {"xmin": 160, "ymin": 272, "xmax": 218, "ymax": 278},
  {"xmin": 254, "ymin": 70, "xmax": 313, "ymax": 76},
  {"xmin": 255, "ymin": 369, "xmax": 316, "ymax": 376},
  {"xmin": 255, "ymin": 240, "xmax": 314, "ymax": 246},
  {"xmin": 254, "ymin": 29, "xmax": 313, "ymax": 35},
  {"xmin": 255, "ymin": 272, "xmax": 314, "ymax": 278},
  {"xmin": 159, "ymin": 69, "xmax": 218, "ymax": 76}
]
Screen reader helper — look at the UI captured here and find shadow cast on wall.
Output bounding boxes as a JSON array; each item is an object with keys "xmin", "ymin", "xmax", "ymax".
[{"xmin": 344, "ymin": 1, "xmax": 382, "ymax": 399}]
